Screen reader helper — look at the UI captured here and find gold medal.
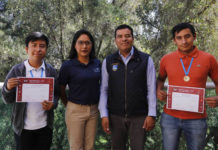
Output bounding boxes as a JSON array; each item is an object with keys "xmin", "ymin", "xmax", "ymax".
[
  {"xmin": 180, "ymin": 57, "xmax": 194, "ymax": 83},
  {"xmin": 184, "ymin": 76, "xmax": 190, "ymax": 82}
]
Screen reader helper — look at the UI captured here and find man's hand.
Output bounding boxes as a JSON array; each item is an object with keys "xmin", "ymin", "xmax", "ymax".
[
  {"xmin": 143, "ymin": 116, "xmax": 155, "ymax": 131},
  {"xmin": 157, "ymin": 89, "xmax": 167, "ymax": 102},
  {"xmin": 205, "ymin": 96, "xmax": 218, "ymax": 108},
  {"xmin": 7, "ymin": 78, "xmax": 20, "ymax": 90},
  {"xmin": 101, "ymin": 117, "xmax": 111, "ymax": 134},
  {"xmin": 41, "ymin": 100, "xmax": 54, "ymax": 110}
]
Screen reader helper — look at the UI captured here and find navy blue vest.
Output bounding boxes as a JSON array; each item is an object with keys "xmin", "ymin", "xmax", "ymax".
[{"xmin": 106, "ymin": 48, "xmax": 149, "ymax": 117}]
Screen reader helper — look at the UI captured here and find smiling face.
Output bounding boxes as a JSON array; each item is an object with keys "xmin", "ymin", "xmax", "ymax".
[
  {"xmin": 25, "ymin": 40, "xmax": 47, "ymax": 63},
  {"xmin": 75, "ymin": 34, "xmax": 92, "ymax": 59},
  {"xmin": 173, "ymin": 28, "xmax": 196, "ymax": 54},
  {"xmin": 115, "ymin": 28, "xmax": 134, "ymax": 56}
]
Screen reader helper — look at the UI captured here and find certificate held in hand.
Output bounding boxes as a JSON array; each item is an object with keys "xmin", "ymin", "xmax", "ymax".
[
  {"xmin": 16, "ymin": 77, "xmax": 54, "ymax": 102},
  {"xmin": 167, "ymin": 85, "xmax": 205, "ymax": 113}
]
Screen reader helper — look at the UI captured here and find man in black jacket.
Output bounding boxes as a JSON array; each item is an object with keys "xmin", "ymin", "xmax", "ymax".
[{"xmin": 98, "ymin": 24, "xmax": 157, "ymax": 150}]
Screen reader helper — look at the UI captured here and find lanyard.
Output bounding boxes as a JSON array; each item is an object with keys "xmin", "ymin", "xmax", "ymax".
[
  {"xmin": 30, "ymin": 68, "xmax": 44, "ymax": 78},
  {"xmin": 180, "ymin": 57, "xmax": 194, "ymax": 76}
]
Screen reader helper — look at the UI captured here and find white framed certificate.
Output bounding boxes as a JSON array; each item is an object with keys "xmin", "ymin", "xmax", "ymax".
[
  {"xmin": 167, "ymin": 85, "xmax": 205, "ymax": 113},
  {"xmin": 16, "ymin": 77, "xmax": 54, "ymax": 102}
]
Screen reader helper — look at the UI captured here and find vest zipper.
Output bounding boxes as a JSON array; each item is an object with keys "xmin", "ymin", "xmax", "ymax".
[{"xmin": 125, "ymin": 65, "xmax": 127, "ymax": 118}]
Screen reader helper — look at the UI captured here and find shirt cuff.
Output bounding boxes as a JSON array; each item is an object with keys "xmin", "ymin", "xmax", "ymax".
[
  {"xmin": 99, "ymin": 109, "xmax": 109, "ymax": 118},
  {"xmin": 148, "ymin": 109, "xmax": 157, "ymax": 117}
]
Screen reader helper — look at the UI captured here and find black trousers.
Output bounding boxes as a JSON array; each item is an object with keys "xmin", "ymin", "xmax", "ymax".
[
  {"xmin": 14, "ymin": 126, "xmax": 53, "ymax": 150},
  {"xmin": 110, "ymin": 115, "xmax": 146, "ymax": 150}
]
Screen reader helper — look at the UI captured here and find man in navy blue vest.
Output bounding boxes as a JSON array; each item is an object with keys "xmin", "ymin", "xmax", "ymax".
[{"xmin": 98, "ymin": 24, "xmax": 157, "ymax": 150}]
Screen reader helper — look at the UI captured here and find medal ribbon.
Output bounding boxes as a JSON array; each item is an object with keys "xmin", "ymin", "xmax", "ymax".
[
  {"xmin": 30, "ymin": 68, "xmax": 44, "ymax": 78},
  {"xmin": 180, "ymin": 57, "xmax": 194, "ymax": 76}
]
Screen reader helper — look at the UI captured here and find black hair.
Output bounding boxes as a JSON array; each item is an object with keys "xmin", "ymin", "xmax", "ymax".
[
  {"xmin": 172, "ymin": 23, "xmax": 196, "ymax": 39},
  {"xmin": 69, "ymin": 29, "xmax": 96, "ymax": 59},
  {"xmin": 25, "ymin": 32, "xmax": 49, "ymax": 47},
  {"xmin": 114, "ymin": 24, "xmax": 134, "ymax": 38}
]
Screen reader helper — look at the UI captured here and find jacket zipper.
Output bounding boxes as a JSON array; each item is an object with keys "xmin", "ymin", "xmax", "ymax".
[{"xmin": 125, "ymin": 65, "xmax": 127, "ymax": 118}]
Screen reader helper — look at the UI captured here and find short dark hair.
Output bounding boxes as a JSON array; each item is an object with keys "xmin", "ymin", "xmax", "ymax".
[
  {"xmin": 25, "ymin": 32, "xmax": 49, "ymax": 47},
  {"xmin": 69, "ymin": 29, "xmax": 96, "ymax": 59},
  {"xmin": 115, "ymin": 24, "xmax": 134, "ymax": 38},
  {"xmin": 172, "ymin": 23, "xmax": 196, "ymax": 39}
]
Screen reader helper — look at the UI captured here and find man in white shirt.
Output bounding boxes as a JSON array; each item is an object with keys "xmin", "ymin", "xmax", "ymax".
[{"xmin": 2, "ymin": 32, "xmax": 59, "ymax": 150}]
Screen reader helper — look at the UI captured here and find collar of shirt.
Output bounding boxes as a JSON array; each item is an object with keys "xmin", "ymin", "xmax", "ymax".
[
  {"xmin": 119, "ymin": 46, "xmax": 134, "ymax": 65},
  {"xmin": 177, "ymin": 46, "xmax": 199, "ymax": 59},
  {"xmin": 24, "ymin": 59, "xmax": 45, "ymax": 75}
]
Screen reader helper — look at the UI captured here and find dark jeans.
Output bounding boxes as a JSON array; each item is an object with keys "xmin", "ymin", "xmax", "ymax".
[
  {"xmin": 14, "ymin": 126, "xmax": 53, "ymax": 150},
  {"xmin": 109, "ymin": 114, "xmax": 146, "ymax": 150}
]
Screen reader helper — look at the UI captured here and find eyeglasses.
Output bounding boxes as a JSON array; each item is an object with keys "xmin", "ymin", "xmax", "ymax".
[{"xmin": 77, "ymin": 40, "xmax": 92, "ymax": 46}]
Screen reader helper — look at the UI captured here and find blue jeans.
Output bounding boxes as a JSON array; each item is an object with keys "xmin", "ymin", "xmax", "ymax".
[{"xmin": 160, "ymin": 112, "xmax": 207, "ymax": 150}]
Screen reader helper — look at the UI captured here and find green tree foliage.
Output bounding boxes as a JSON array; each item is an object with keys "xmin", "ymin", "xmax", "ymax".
[
  {"xmin": 1, "ymin": 0, "xmax": 129, "ymax": 61},
  {"xmin": 0, "ymin": 91, "xmax": 15, "ymax": 150},
  {"xmin": 136, "ymin": 0, "xmax": 217, "ymax": 69}
]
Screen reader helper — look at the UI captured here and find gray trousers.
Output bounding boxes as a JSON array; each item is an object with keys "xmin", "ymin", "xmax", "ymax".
[{"xmin": 109, "ymin": 114, "xmax": 146, "ymax": 150}]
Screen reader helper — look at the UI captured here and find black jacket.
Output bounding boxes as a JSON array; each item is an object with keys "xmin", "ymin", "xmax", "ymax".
[{"xmin": 106, "ymin": 47, "xmax": 149, "ymax": 117}]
